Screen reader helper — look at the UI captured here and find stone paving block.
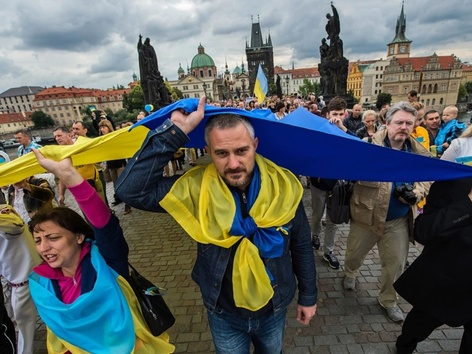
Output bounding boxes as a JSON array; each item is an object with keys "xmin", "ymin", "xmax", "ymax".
[
  {"xmin": 416, "ymin": 340, "xmax": 443, "ymax": 353},
  {"xmin": 293, "ymin": 335, "xmax": 314, "ymax": 346},
  {"xmin": 439, "ymin": 339, "xmax": 462, "ymax": 351},
  {"xmin": 329, "ymin": 345, "xmax": 350, "ymax": 354},
  {"xmin": 31, "ymin": 182, "xmax": 462, "ymax": 353}
]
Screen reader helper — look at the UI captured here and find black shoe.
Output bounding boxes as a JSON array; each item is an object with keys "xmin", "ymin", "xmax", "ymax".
[
  {"xmin": 323, "ymin": 252, "xmax": 340, "ymax": 269},
  {"xmin": 311, "ymin": 235, "xmax": 321, "ymax": 250},
  {"xmin": 111, "ymin": 200, "xmax": 123, "ymax": 206}
]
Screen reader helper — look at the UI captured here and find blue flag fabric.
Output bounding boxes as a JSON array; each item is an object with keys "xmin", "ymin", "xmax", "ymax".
[{"xmin": 134, "ymin": 98, "xmax": 472, "ymax": 182}]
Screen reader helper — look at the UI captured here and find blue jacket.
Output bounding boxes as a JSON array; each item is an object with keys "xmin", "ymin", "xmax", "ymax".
[
  {"xmin": 435, "ymin": 119, "xmax": 466, "ymax": 154},
  {"xmin": 116, "ymin": 120, "xmax": 318, "ymax": 315}
]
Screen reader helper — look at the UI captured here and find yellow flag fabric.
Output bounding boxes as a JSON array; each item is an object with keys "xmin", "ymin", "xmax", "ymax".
[
  {"xmin": 46, "ymin": 275, "xmax": 175, "ymax": 354},
  {"xmin": 0, "ymin": 126, "xmax": 149, "ymax": 186},
  {"xmin": 160, "ymin": 154, "xmax": 303, "ymax": 311}
]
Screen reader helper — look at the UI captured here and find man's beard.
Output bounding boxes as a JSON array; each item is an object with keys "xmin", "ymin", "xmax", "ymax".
[{"xmin": 223, "ymin": 167, "xmax": 253, "ymax": 188}]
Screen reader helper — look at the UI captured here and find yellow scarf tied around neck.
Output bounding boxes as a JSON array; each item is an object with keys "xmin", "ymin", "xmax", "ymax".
[{"xmin": 160, "ymin": 154, "xmax": 303, "ymax": 311}]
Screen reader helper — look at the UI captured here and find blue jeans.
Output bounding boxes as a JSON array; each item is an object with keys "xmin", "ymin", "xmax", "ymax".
[{"xmin": 207, "ymin": 308, "xmax": 287, "ymax": 354}]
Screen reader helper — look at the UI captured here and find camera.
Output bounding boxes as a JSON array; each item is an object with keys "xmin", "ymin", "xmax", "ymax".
[{"xmin": 393, "ymin": 183, "xmax": 417, "ymax": 205}]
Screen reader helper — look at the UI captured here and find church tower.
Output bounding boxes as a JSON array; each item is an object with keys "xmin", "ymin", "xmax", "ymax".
[
  {"xmin": 387, "ymin": 2, "xmax": 412, "ymax": 58},
  {"xmin": 245, "ymin": 16, "xmax": 274, "ymax": 94}
]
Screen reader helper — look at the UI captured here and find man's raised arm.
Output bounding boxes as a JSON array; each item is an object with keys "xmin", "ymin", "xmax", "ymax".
[{"xmin": 116, "ymin": 97, "xmax": 206, "ymax": 211}]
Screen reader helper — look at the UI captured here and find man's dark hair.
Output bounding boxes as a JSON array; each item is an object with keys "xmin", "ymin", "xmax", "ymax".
[
  {"xmin": 408, "ymin": 90, "xmax": 418, "ymax": 97},
  {"xmin": 53, "ymin": 126, "xmax": 70, "ymax": 134},
  {"xmin": 14, "ymin": 129, "xmax": 29, "ymax": 136},
  {"xmin": 73, "ymin": 121, "xmax": 86, "ymax": 128},
  {"xmin": 275, "ymin": 101, "xmax": 286, "ymax": 111},
  {"xmin": 424, "ymin": 109, "xmax": 439, "ymax": 119},
  {"xmin": 204, "ymin": 114, "xmax": 255, "ymax": 146},
  {"xmin": 327, "ymin": 96, "xmax": 347, "ymax": 112}
]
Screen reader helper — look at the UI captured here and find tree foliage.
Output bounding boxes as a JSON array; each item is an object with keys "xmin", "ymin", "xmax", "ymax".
[
  {"xmin": 376, "ymin": 93, "xmax": 392, "ymax": 111},
  {"xmin": 458, "ymin": 83, "xmax": 467, "ymax": 101},
  {"xmin": 465, "ymin": 81, "xmax": 472, "ymax": 93},
  {"xmin": 31, "ymin": 110, "xmax": 55, "ymax": 129},
  {"xmin": 122, "ymin": 84, "xmax": 145, "ymax": 111},
  {"xmin": 298, "ymin": 79, "xmax": 320, "ymax": 98},
  {"xmin": 171, "ymin": 87, "xmax": 183, "ymax": 101}
]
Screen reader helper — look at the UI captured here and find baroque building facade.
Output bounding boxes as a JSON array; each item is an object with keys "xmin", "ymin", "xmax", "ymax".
[{"xmin": 382, "ymin": 4, "xmax": 462, "ymax": 110}]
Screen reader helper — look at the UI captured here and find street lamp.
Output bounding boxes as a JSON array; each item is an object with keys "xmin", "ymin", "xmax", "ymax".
[
  {"xmin": 285, "ymin": 76, "xmax": 289, "ymax": 95},
  {"xmin": 241, "ymin": 78, "xmax": 246, "ymax": 98},
  {"xmin": 202, "ymin": 82, "xmax": 207, "ymax": 97}
]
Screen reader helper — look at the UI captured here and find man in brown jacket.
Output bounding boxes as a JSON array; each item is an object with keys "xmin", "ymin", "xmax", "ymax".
[{"xmin": 342, "ymin": 102, "xmax": 431, "ymax": 322}]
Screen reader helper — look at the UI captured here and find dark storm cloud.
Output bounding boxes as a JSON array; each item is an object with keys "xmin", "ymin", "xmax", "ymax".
[
  {"xmin": 0, "ymin": 0, "xmax": 471, "ymax": 93},
  {"xmin": 0, "ymin": 57, "xmax": 25, "ymax": 78},
  {"xmin": 8, "ymin": 1, "xmax": 133, "ymax": 51},
  {"xmin": 88, "ymin": 44, "xmax": 136, "ymax": 74}
]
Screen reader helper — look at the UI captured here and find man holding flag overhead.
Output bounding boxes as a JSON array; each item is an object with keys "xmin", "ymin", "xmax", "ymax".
[
  {"xmin": 116, "ymin": 97, "xmax": 317, "ymax": 353},
  {"xmin": 254, "ymin": 63, "xmax": 268, "ymax": 105}
]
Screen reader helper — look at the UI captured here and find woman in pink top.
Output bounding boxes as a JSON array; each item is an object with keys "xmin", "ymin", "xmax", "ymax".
[{"xmin": 27, "ymin": 149, "xmax": 174, "ymax": 353}]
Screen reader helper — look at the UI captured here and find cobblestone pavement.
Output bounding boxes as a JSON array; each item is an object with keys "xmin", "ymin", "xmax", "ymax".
[{"xmin": 33, "ymin": 159, "xmax": 463, "ymax": 353}]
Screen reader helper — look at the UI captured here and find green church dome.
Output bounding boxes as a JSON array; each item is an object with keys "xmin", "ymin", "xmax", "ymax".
[
  {"xmin": 233, "ymin": 65, "xmax": 241, "ymax": 74},
  {"xmin": 190, "ymin": 44, "xmax": 215, "ymax": 69}
]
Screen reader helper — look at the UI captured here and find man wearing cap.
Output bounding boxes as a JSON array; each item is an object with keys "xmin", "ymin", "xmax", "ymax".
[{"xmin": 116, "ymin": 97, "xmax": 317, "ymax": 353}]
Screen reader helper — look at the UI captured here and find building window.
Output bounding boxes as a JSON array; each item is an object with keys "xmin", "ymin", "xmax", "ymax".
[
  {"xmin": 208, "ymin": 69, "xmax": 212, "ymax": 77},
  {"xmin": 193, "ymin": 85, "xmax": 198, "ymax": 89},
  {"xmin": 432, "ymin": 98, "xmax": 436, "ymax": 105},
  {"xmin": 441, "ymin": 84, "xmax": 447, "ymax": 91},
  {"xmin": 194, "ymin": 93, "xmax": 200, "ymax": 98},
  {"xmin": 60, "ymin": 113, "xmax": 64, "ymax": 118},
  {"xmin": 200, "ymin": 70, "xmax": 204, "ymax": 78},
  {"xmin": 440, "ymin": 98, "xmax": 444, "ymax": 105}
]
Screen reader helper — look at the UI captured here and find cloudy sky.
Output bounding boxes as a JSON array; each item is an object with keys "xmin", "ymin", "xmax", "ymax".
[{"xmin": 1, "ymin": 0, "xmax": 471, "ymax": 94}]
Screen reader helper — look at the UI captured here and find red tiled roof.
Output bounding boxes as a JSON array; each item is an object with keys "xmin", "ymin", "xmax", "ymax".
[
  {"xmin": 34, "ymin": 86, "xmax": 130, "ymax": 102},
  {"xmin": 34, "ymin": 86, "xmax": 95, "ymax": 100},
  {"xmin": 0, "ymin": 112, "xmax": 32, "ymax": 124},
  {"xmin": 274, "ymin": 66, "xmax": 319, "ymax": 77},
  {"xmin": 395, "ymin": 55, "xmax": 457, "ymax": 71},
  {"xmin": 461, "ymin": 64, "xmax": 472, "ymax": 72}
]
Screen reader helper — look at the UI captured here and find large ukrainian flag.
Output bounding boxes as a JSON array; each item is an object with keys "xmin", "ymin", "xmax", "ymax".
[{"xmin": 253, "ymin": 64, "xmax": 268, "ymax": 104}]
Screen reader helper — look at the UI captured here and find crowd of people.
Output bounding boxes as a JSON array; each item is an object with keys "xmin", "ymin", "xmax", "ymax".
[{"xmin": 0, "ymin": 93, "xmax": 471, "ymax": 353}]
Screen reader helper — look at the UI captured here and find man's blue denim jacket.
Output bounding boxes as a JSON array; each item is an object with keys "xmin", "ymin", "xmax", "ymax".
[{"xmin": 116, "ymin": 120, "xmax": 317, "ymax": 315}]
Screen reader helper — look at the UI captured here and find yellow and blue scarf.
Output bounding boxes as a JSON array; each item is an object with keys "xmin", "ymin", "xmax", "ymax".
[
  {"xmin": 160, "ymin": 154, "xmax": 302, "ymax": 311},
  {"xmin": 29, "ymin": 244, "xmax": 175, "ymax": 353}
]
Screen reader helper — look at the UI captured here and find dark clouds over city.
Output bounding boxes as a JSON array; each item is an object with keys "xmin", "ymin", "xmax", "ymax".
[{"xmin": 1, "ymin": 0, "xmax": 471, "ymax": 93}]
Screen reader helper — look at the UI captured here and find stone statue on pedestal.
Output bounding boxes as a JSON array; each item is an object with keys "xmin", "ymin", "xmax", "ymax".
[
  {"xmin": 318, "ymin": 4, "xmax": 349, "ymax": 99},
  {"xmin": 137, "ymin": 35, "xmax": 171, "ymax": 110}
]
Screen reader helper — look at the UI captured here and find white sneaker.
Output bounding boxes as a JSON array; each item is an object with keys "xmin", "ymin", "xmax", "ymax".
[{"xmin": 378, "ymin": 298, "xmax": 404, "ymax": 322}]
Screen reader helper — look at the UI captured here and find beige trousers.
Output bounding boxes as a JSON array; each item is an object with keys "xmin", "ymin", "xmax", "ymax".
[{"xmin": 344, "ymin": 216, "xmax": 409, "ymax": 307}]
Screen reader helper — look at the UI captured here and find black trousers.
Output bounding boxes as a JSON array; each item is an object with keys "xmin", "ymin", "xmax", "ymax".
[
  {"xmin": 396, "ymin": 307, "xmax": 472, "ymax": 354},
  {"xmin": 0, "ymin": 289, "xmax": 16, "ymax": 354}
]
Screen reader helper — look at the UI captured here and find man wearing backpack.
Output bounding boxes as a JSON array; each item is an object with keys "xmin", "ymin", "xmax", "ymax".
[
  {"xmin": 310, "ymin": 97, "xmax": 352, "ymax": 269},
  {"xmin": 342, "ymin": 102, "xmax": 431, "ymax": 322}
]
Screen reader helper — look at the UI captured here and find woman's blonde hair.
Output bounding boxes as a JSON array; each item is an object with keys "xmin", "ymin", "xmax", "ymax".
[
  {"xmin": 460, "ymin": 124, "xmax": 472, "ymax": 138},
  {"xmin": 362, "ymin": 110, "xmax": 377, "ymax": 121}
]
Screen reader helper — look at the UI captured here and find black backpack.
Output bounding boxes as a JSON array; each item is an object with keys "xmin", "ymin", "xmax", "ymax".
[{"xmin": 326, "ymin": 180, "xmax": 353, "ymax": 224}]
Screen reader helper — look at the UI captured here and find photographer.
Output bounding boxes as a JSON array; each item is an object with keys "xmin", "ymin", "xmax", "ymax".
[{"xmin": 342, "ymin": 102, "xmax": 431, "ymax": 322}]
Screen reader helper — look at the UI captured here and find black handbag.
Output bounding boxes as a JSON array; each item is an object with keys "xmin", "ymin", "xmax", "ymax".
[{"xmin": 128, "ymin": 262, "xmax": 175, "ymax": 336}]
